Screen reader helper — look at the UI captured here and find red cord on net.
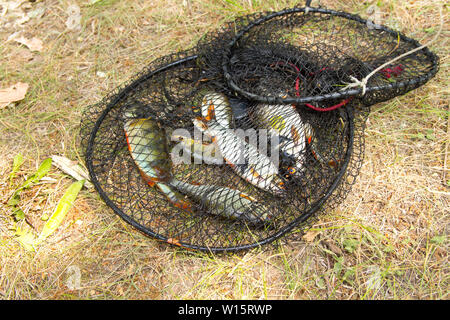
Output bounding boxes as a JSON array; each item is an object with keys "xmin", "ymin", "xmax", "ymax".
[
  {"xmin": 304, "ymin": 98, "xmax": 351, "ymax": 112},
  {"xmin": 272, "ymin": 61, "xmax": 350, "ymax": 112}
]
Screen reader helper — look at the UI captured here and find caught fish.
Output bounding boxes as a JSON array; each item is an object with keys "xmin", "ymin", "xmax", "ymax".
[
  {"xmin": 250, "ymin": 104, "xmax": 306, "ymax": 177},
  {"xmin": 201, "ymin": 92, "xmax": 249, "ymax": 124},
  {"xmin": 195, "ymin": 92, "xmax": 286, "ymax": 195},
  {"xmin": 123, "ymin": 114, "xmax": 192, "ymax": 211},
  {"xmin": 170, "ymin": 180, "xmax": 271, "ymax": 226},
  {"xmin": 193, "ymin": 118, "xmax": 286, "ymax": 196},
  {"xmin": 123, "ymin": 111, "xmax": 270, "ymax": 225},
  {"xmin": 200, "ymin": 92, "xmax": 233, "ymax": 128}
]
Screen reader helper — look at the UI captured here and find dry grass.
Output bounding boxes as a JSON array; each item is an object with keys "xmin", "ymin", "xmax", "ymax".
[{"xmin": 0, "ymin": 0, "xmax": 448, "ymax": 300}]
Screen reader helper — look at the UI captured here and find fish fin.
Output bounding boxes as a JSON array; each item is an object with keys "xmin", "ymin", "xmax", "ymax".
[
  {"xmin": 204, "ymin": 102, "xmax": 216, "ymax": 122},
  {"xmin": 193, "ymin": 118, "xmax": 209, "ymax": 133},
  {"xmin": 291, "ymin": 126, "xmax": 300, "ymax": 145},
  {"xmin": 249, "ymin": 167, "xmax": 262, "ymax": 179},
  {"xmin": 140, "ymin": 171, "xmax": 156, "ymax": 186},
  {"xmin": 124, "ymin": 129, "xmax": 134, "ymax": 153},
  {"xmin": 223, "ymin": 156, "xmax": 235, "ymax": 169},
  {"xmin": 173, "ymin": 200, "xmax": 192, "ymax": 212},
  {"xmin": 239, "ymin": 193, "xmax": 257, "ymax": 202},
  {"xmin": 157, "ymin": 182, "xmax": 192, "ymax": 212}
]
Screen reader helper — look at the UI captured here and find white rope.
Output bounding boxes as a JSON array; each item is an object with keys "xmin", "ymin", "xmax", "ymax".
[
  {"xmin": 304, "ymin": 0, "xmax": 313, "ymax": 14},
  {"xmin": 341, "ymin": 5, "xmax": 443, "ymax": 96}
]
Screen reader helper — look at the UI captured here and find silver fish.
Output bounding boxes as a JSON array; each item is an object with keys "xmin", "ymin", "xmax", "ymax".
[
  {"xmin": 193, "ymin": 118, "xmax": 286, "ymax": 196},
  {"xmin": 170, "ymin": 180, "xmax": 271, "ymax": 226},
  {"xmin": 123, "ymin": 112, "xmax": 271, "ymax": 225},
  {"xmin": 201, "ymin": 92, "xmax": 233, "ymax": 129},
  {"xmin": 250, "ymin": 104, "xmax": 306, "ymax": 177}
]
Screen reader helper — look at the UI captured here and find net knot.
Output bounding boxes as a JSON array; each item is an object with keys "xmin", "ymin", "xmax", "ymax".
[{"xmin": 341, "ymin": 76, "xmax": 368, "ymax": 96}]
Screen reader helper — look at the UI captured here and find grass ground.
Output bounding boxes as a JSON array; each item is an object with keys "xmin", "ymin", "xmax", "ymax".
[{"xmin": 0, "ymin": 0, "xmax": 448, "ymax": 299}]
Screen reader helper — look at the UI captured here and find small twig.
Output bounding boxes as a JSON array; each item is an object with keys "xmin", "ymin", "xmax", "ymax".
[
  {"xmin": 386, "ymin": 32, "xmax": 401, "ymax": 56},
  {"xmin": 24, "ymin": 217, "xmax": 36, "ymax": 231},
  {"xmin": 341, "ymin": 5, "xmax": 443, "ymax": 96}
]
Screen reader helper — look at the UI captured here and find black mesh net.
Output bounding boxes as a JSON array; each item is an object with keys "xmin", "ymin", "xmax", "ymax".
[
  {"xmin": 197, "ymin": 6, "xmax": 439, "ymax": 109},
  {"xmin": 80, "ymin": 5, "xmax": 438, "ymax": 252}
]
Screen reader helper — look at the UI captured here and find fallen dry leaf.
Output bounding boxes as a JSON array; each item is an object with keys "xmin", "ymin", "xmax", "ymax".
[
  {"xmin": 9, "ymin": 33, "xmax": 43, "ymax": 52},
  {"xmin": 0, "ymin": 82, "xmax": 29, "ymax": 108},
  {"xmin": 27, "ymin": 4, "xmax": 46, "ymax": 19},
  {"xmin": 15, "ymin": 48, "xmax": 34, "ymax": 62},
  {"xmin": 0, "ymin": 0, "xmax": 26, "ymax": 14},
  {"xmin": 16, "ymin": 36, "xmax": 43, "ymax": 52},
  {"xmin": 65, "ymin": 4, "xmax": 81, "ymax": 31},
  {"xmin": 51, "ymin": 155, "xmax": 93, "ymax": 188},
  {"xmin": 322, "ymin": 240, "xmax": 344, "ymax": 256},
  {"xmin": 302, "ymin": 229, "xmax": 320, "ymax": 242},
  {"xmin": 15, "ymin": 12, "xmax": 29, "ymax": 25}
]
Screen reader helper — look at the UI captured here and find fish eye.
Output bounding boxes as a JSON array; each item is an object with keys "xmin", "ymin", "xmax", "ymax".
[{"xmin": 288, "ymin": 167, "xmax": 296, "ymax": 174}]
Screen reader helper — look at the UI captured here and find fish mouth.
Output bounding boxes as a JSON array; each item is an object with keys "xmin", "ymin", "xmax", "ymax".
[
  {"xmin": 270, "ymin": 185, "xmax": 287, "ymax": 197},
  {"xmin": 243, "ymin": 206, "xmax": 275, "ymax": 229},
  {"xmin": 232, "ymin": 210, "xmax": 272, "ymax": 228}
]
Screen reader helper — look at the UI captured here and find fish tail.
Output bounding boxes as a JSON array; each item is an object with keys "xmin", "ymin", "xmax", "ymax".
[
  {"xmin": 157, "ymin": 181, "xmax": 192, "ymax": 212},
  {"xmin": 169, "ymin": 179, "xmax": 204, "ymax": 199}
]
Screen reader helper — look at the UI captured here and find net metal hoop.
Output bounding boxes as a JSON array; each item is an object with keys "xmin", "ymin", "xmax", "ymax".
[
  {"xmin": 222, "ymin": 6, "xmax": 439, "ymax": 106},
  {"xmin": 85, "ymin": 54, "xmax": 356, "ymax": 252}
]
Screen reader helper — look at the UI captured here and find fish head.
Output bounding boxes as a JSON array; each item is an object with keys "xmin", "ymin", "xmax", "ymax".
[
  {"xmin": 283, "ymin": 165, "xmax": 305, "ymax": 180},
  {"xmin": 245, "ymin": 202, "xmax": 274, "ymax": 228},
  {"xmin": 201, "ymin": 92, "xmax": 233, "ymax": 127}
]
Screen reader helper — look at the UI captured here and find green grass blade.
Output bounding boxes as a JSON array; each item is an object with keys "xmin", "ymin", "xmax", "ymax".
[
  {"xmin": 35, "ymin": 180, "xmax": 85, "ymax": 245},
  {"xmin": 18, "ymin": 158, "xmax": 52, "ymax": 191},
  {"xmin": 8, "ymin": 158, "xmax": 52, "ymax": 220},
  {"xmin": 9, "ymin": 153, "xmax": 24, "ymax": 186},
  {"xmin": 223, "ymin": 0, "xmax": 245, "ymax": 11},
  {"xmin": 15, "ymin": 226, "xmax": 36, "ymax": 252}
]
